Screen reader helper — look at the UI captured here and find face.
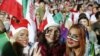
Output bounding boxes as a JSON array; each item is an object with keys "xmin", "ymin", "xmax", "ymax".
[
  {"xmin": 81, "ymin": 5, "xmax": 85, "ymax": 11},
  {"xmin": 79, "ymin": 19, "xmax": 88, "ymax": 27},
  {"xmin": 45, "ymin": 26, "xmax": 60, "ymax": 43},
  {"xmin": 93, "ymin": 7, "xmax": 97, "ymax": 14},
  {"xmin": 98, "ymin": 8, "xmax": 100, "ymax": 11},
  {"xmin": 54, "ymin": 9, "xmax": 58, "ymax": 14},
  {"xmin": 16, "ymin": 29, "xmax": 28, "ymax": 47},
  {"xmin": 40, "ymin": 2, "xmax": 45, "ymax": 9},
  {"xmin": 88, "ymin": 6, "xmax": 92, "ymax": 11},
  {"xmin": 0, "ymin": 20, "xmax": 6, "ymax": 33},
  {"xmin": 67, "ymin": 28, "xmax": 80, "ymax": 48}
]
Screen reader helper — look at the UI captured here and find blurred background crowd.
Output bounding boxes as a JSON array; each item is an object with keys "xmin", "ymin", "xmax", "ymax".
[{"xmin": 0, "ymin": 0, "xmax": 100, "ymax": 56}]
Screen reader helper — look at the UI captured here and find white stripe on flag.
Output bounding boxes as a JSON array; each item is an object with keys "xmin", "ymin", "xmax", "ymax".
[
  {"xmin": 25, "ymin": 0, "xmax": 36, "ymax": 43},
  {"xmin": 16, "ymin": 0, "xmax": 22, "ymax": 5}
]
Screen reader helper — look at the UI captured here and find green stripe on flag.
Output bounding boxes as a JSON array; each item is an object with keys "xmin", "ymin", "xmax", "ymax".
[
  {"xmin": 0, "ymin": 33, "xmax": 17, "ymax": 56},
  {"xmin": 66, "ymin": 13, "xmax": 70, "ymax": 21},
  {"xmin": 89, "ymin": 42, "xmax": 95, "ymax": 56},
  {"xmin": 22, "ymin": 0, "xmax": 28, "ymax": 17},
  {"xmin": 53, "ymin": 12, "xmax": 63, "ymax": 24}
]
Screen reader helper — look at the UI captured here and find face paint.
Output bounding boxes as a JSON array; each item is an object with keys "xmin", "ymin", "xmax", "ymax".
[
  {"xmin": 45, "ymin": 26, "xmax": 60, "ymax": 43},
  {"xmin": 67, "ymin": 33, "xmax": 80, "ymax": 41}
]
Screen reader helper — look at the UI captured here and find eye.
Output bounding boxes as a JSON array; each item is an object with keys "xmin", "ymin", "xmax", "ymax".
[
  {"xmin": 68, "ymin": 33, "xmax": 71, "ymax": 36},
  {"xmin": 19, "ymin": 33, "xmax": 25, "ymax": 38},
  {"xmin": 19, "ymin": 33, "xmax": 24, "ymax": 36},
  {"xmin": 47, "ymin": 29, "xmax": 52, "ymax": 33},
  {"xmin": 55, "ymin": 30, "xmax": 59, "ymax": 34},
  {"xmin": 72, "ymin": 35, "xmax": 79, "ymax": 39}
]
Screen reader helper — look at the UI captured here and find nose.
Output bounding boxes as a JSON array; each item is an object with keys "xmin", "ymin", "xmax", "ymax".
[
  {"xmin": 49, "ymin": 31, "xmax": 55, "ymax": 38},
  {"xmin": 51, "ymin": 31, "xmax": 55, "ymax": 35},
  {"xmin": 67, "ymin": 37, "xmax": 73, "ymax": 41}
]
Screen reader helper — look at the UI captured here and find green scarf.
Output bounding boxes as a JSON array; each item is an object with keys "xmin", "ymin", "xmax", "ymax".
[{"xmin": 0, "ymin": 33, "xmax": 17, "ymax": 56}]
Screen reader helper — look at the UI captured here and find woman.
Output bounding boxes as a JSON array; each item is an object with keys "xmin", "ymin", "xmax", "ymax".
[
  {"xmin": 78, "ymin": 16, "xmax": 98, "ymax": 44},
  {"xmin": 65, "ymin": 24, "xmax": 86, "ymax": 56},
  {"xmin": 30, "ymin": 23, "xmax": 65, "ymax": 56},
  {"xmin": 11, "ymin": 18, "xmax": 29, "ymax": 56},
  {"xmin": 13, "ymin": 27, "xmax": 29, "ymax": 56}
]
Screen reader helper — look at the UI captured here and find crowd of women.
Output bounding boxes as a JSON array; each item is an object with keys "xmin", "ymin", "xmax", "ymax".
[{"xmin": 0, "ymin": 0, "xmax": 100, "ymax": 56}]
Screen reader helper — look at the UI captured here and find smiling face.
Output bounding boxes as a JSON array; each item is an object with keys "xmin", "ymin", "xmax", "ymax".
[
  {"xmin": 45, "ymin": 26, "xmax": 60, "ymax": 43},
  {"xmin": 67, "ymin": 28, "xmax": 80, "ymax": 48},
  {"xmin": 15, "ymin": 29, "xmax": 28, "ymax": 47}
]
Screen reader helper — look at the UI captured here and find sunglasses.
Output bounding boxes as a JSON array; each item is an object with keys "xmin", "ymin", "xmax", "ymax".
[{"xmin": 67, "ymin": 33, "xmax": 80, "ymax": 41}]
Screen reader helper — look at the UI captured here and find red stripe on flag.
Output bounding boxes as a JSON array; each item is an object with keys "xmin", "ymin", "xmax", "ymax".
[
  {"xmin": 29, "ymin": 2, "xmax": 35, "ymax": 21},
  {"xmin": 39, "ymin": 18, "xmax": 47, "ymax": 32},
  {"xmin": 0, "ymin": 0, "xmax": 24, "ymax": 20}
]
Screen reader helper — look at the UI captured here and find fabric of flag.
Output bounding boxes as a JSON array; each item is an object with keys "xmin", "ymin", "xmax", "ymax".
[
  {"xmin": 0, "ymin": 33, "xmax": 17, "ymax": 56},
  {"xmin": 0, "ymin": 0, "xmax": 24, "ymax": 20},
  {"xmin": 89, "ymin": 42, "xmax": 95, "ymax": 56},
  {"xmin": 22, "ymin": 0, "xmax": 28, "ymax": 17},
  {"xmin": 66, "ymin": 13, "xmax": 70, "ymax": 21},
  {"xmin": 53, "ymin": 12, "xmax": 63, "ymax": 24},
  {"xmin": 38, "ymin": 8, "xmax": 55, "ymax": 32},
  {"xmin": 39, "ymin": 18, "xmax": 47, "ymax": 32},
  {"xmin": 25, "ymin": 0, "xmax": 36, "ymax": 43}
]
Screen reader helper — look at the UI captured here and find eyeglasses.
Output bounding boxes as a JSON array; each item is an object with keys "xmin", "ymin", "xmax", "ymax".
[{"xmin": 67, "ymin": 33, "xmax": 80, "ymax": 41}]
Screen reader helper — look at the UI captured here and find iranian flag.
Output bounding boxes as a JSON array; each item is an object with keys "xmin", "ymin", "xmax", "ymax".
[
  {"xmin": 24, "ymin": 0, "xmax": 37, "ymax": 43},
  {"xmin": 0, "ymin": 0, "xmax": 36, "ymax": 43},
  {"xmin": 39, "ymin": 7, "xmax": 55, "ymax": 32},
  {"xmin": 0, "ymin": 0, "xmax": 24, "ymax": 20}
]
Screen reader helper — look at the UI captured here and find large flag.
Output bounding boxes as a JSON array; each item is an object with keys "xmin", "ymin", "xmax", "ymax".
[
  {"xmin": 0, "ymin": 0, "xmax": 24, "ymax": 20},
  {"xmin": 25, "ymin": 0, "xmax": 37, "ymax": 43},
  {"xmin": 22, "ymin": 0, "xmax": 28, "ymax": 17},
  {"xmin": 38, "ymin": 7, "xmax": 55, "ymax": 32},
  {"xmin": 0, "ymin": 33, "xmax": 17, "ymax": 56},
  {"xmin": 0, "ymin": 0, "xmax": 36, "ymax": 44}
]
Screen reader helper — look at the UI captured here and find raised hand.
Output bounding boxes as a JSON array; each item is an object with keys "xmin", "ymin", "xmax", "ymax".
[{"xmin": 33, "ymin": 47, "xmax": 41, "ymax": 56}]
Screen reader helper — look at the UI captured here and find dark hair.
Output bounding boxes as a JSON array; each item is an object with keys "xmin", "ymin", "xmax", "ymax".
[
  {"xmin": 88, "ymin": 4, "xmax": 93, "ymax": 7},
  {"xmin": 78, "ymin": 16, "xmax": 89, "ymax": 26},
  {"xmin": 79, "ymin": 13, "xmax": 87, "ymax": 18},
  {"xmin": 38, "ymin": 26, "xmax": 60, "ymax": 45},
  {"xmin": 53, "ymin": 9, "xmax": 59, "ymax": 16},
  {"xmin": 95, "ymin": 11, "xmax": 100, "ymax": 19},
  {"xmin": 77, "ymin": 4, "xmax": 83, "ymax": 11},
  {"xmin": 94, "ymin": 1, "xmax": 99, "ymax": 5},
  {"xmin": 0, "ymin": 20, "xmax": 6, "ymax": 33}
]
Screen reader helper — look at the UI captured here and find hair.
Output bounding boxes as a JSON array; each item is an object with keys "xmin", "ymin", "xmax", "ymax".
[
  {"xmin": 77, "ymin": 4, "xmax": 83, "ymax": 11},
  {"xmin": 79, "ymin": 13, "xmax": 87, "ymax": 19},
  {"xmin": 38, "ymin": 26, "xmax": 60, "ymax": 46},
  {"xmin": 0, "ymin": 20, "xmax": 6, "ymax": 33},
  {"xmin": 78, "ymin": 16, "xmax": 90, "ymax": 26},
  {"xmin": 95, "ymin": 11, "xmax": 100, "ymax": 20},
  {"xmin": 88, "ymin": 4, "xmax": 93, "ymax": 7},
  {"xmin": 66, "ymin": 24, "xmax": 86, "ymax": 56}
]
